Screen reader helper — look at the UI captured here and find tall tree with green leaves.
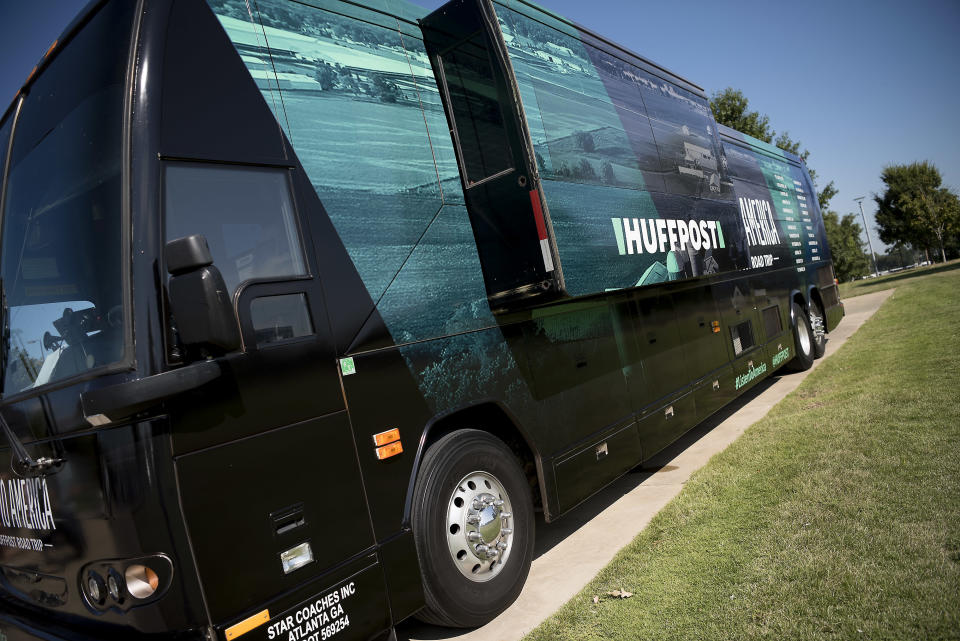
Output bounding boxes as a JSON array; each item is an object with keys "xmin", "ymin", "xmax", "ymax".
[
  {"xmin": 709, "ymin": 88, "xmax": 772, "ymax": 142},
  {"xmin": 874, "ymin": 161, "xmax": 960, "ymax": 263},
  {"xmin": 709, "ymin": 88, "xmax": 835, "ymax": 213},
  {"xmin": 822, "ymin": 211, "xmax": 870, "ymax": 281},
  {"xmin": 815, "ymin": 180, "xmax": 838, "ymax": 213},
  {"xmin": 818, "ymin": 181, "xmax": 871, "ymax": 280}
]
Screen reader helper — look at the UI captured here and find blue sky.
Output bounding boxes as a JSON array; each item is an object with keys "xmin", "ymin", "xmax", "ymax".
[{"xmin": 3, "ymin": 0, "xmax": 958, "ymax": 253}]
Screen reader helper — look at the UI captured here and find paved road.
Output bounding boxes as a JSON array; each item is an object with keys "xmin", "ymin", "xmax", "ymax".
[{"xmin": 399, "ymin": 290, "xmax": 895, "ymax": 641}]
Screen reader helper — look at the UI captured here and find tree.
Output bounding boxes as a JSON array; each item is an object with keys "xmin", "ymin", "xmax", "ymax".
[
  {"xmin": 816, "ymin": 180, "xmax": 838, "ymax": 213},
  {"xmin": 371, "ymin": 74, "xmax": 399, "ymax": 103},
  {"xmin": 601, "ymin": 160, "xmax": 616, "ymax": 184},
  {"xmin": 822, "ymin": 210, "xmax": 870, "ymax": 281},
  {"xmin": 774, "ymin": 130, "xmax": 805, "ymax": 160},
  {"xmin": 575, "ymin": 131, "xmax": 595, "ymax": 153},
  {"xmin": 813, "ymin": 168, "xmax": 859, "ymax": 276},
  {"xmin": 572, "ymin": 158, "xmax": 597, "ymax": 181},
  {"xmin": 922, "ymin": 187, "xmax": 960, "ymax": 262},
  {"xmin": 874, "ymin": 161, "xmax": 960, "ymax": 263},
  {"xmin": 709, "ymin": 88, "xmax": 772, "ymax": 142},
  {"xmin": 944, "ymin": 231, "xmax": 960, "ymax": 261},
  {"xmin": 314, "ymin": 60, "xmax": 337, "ymax": 90},
  {"xmin": 709, "ymin": 88, "xmax": 834, "ymax": 212}
]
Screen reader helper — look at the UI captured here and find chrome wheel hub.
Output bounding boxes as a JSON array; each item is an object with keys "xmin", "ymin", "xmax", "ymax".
[
  {"xmin": 445, "ymin": 471, "xmax": 514, "ymax": 582},
  {"xmin": 810, "ymin": 311, "xmax": 825, "ymax": 342}
]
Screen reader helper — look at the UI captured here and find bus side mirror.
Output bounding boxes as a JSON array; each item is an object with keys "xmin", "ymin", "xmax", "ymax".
[{"xmin": 165, "ymin": 234, "xmax": 241, "ymax": 355}]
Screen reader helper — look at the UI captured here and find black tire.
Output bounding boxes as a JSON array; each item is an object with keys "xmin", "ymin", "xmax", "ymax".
[
  {"xmin": 785, "ymin": 301, "xmax": 815, "ymax": 372},
  {"xmin": 809, "ymin": 300, "xmax": 827, "ymax": 359},
  {"xmin": 411, "ymin": 429, "xmax": 535, "ymax": 628}
]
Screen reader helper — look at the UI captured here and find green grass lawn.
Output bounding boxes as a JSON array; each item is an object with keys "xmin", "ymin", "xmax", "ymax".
[
  {"xmin": 838, "ymin": 259, "xmax": 960, "ymax": 299},
  {"xmin": 526, "ymin": 268, "xmax": 960, "ymax": 640}
]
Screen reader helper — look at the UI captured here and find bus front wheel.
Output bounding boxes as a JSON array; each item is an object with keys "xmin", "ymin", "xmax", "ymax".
[
  {"xmin": 411, "ymin": 429, "xmax": 534, "ymax": 628},
  {"xmin": 786, "ymin": 301, "xmax": 815, "ymax": 372}
]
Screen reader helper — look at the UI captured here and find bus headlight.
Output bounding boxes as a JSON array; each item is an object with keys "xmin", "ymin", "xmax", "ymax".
[
  {"xmin": 107, "ymin": 570, "xmax": 124, "ymax": 602},
  {"xmin": 124, "ymin": 564, "xmax": 160, "ymax": 599},
  {"xmin": 80, "ymin": 554, "xmax": 172, "ymax": 611},
  {"xmin": 85, "ymin": 571, "xmax": 106, "ymax": 606}
]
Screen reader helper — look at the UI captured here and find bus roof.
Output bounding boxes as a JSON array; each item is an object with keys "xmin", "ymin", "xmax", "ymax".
[
  {"xmin": 349, "ymin": 0, "xmax": 432, "ymax": 24},
  {"xmin": 491, "ymin": 0, "xmax": 707, "ymax": 98},
  {"xmin": 717, "ymin": 123, "xmax": 805, "ymax": 167}
]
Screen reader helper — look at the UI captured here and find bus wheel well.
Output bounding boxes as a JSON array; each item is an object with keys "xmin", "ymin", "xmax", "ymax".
[
  {"xmin": 808, "ymin": 288, "xmax": 827, "ymax": 331},
  {"xmin": 792, "ymin": 292, "xmax": 808, "ymax": 317},
  {"xmin": 422, "ymin": 404, "xmax": 542, "ymax": 512}
]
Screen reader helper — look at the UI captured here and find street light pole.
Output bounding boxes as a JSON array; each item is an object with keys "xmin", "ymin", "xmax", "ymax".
[{"xmin": 854, "ymin": 196, "xmax": 879, "ymax": 277}]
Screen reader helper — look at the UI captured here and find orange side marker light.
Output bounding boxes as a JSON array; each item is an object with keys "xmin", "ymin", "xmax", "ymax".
[
  {"xmin": 373, "ymin": 428, "xmax": 403, "ymax": 460},
  {"xmin": 376, "ymin": 441, "xmax": 403, "ymax": 460},
  {"xmin": 225, "ymin": 609, "xmax": 270, "ymax": 640},
  {"xmin": 372, "ymin": 428, "xmax": 400, "ymax": 448}
]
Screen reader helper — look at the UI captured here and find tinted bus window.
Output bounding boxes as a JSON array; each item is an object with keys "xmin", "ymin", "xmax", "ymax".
[
  {"xmin": 0, "ymin": 0, "xmax": 133, "ymax": 395},
  {"xmin": 164, "ymin": 164, "xmax": 306, "ymax": 296},
  {"xmin": 723, "ymin": 141, "xmax": 766, "ymax": 184},
  {"xmin": 440, "ymin": 33, "xmax": 514, "ymax": 185}
]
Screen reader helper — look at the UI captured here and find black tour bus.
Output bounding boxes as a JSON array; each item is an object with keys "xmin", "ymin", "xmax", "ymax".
[{"xmin": 0, "ymin": 0, "xmax": 843, "ymax": 639}]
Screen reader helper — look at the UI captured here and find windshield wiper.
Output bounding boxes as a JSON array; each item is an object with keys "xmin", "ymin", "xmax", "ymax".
[
  {"xmin": 0, "ymin": 279, "xmax": 64, "ymax": 477},
  {"xmin": 0, "ymin": 413, "xmax": 64, "ymax": 477}
]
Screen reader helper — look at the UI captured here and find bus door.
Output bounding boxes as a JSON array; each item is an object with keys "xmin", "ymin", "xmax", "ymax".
[
  {"xmin": 160, "ymin": 161, "xmax": 389, "ymax": 638},
  {"xmin": 0, "ymin": 1, "xmax": 209, "ymax": 632}
]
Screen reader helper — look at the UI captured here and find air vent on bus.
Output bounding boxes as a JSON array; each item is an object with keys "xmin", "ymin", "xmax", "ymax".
[
  {"xmin": 271, "ymin": 503, "xmax": 306, "ymax": 537},
  {"xmin": 731, "ymin": 320, "xmax": 755, "ymax": 356}
]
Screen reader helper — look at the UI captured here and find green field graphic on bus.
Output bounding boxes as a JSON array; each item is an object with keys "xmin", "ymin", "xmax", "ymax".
[
  {"xmin": 210, "ymin": 0, "xmax": 827, "ymax": 315},
  {"xmin": 209, "ymin": 0, "xmax": 495, "ymax": 346},
  {"xmin": 206, "ymin": 0, "xmax": 831, "ymax": 429}
]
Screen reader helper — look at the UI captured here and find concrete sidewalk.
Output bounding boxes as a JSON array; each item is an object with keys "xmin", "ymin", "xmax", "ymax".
[{"xmin": 399, "ymin": 290, "xmax": 894, "ymax": 641}]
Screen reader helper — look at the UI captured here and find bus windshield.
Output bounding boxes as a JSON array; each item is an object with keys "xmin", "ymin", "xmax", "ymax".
[{"xmin": 0, "ymin": 1, "xmax": 133, "ymax": 396}]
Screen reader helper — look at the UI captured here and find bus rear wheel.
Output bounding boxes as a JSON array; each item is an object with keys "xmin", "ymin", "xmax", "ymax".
[
  {"xmin": 411, "ymin": 429, "xmax": 534, "ymax": 628},
  {"xmin": 786, "ymin": 301, "xmax": 815, "ymax": 372}
]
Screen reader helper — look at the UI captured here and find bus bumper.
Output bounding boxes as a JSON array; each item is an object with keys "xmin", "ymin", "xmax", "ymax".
[{"xmin": 0, "ymin": 611, "xmax": 207, "ymax": 641}]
